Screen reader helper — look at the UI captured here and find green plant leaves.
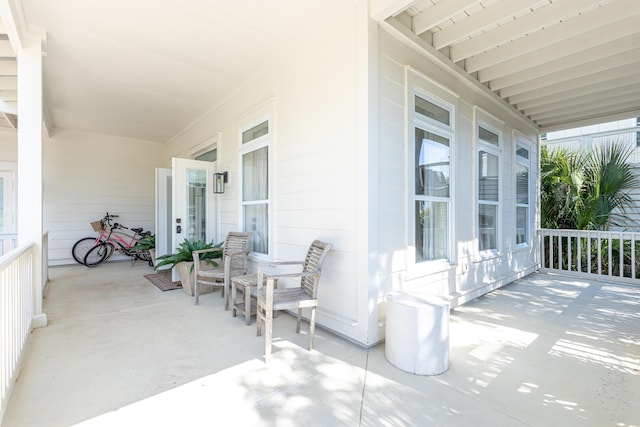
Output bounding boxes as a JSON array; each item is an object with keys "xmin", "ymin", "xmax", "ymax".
[{"xmin": 154, "ymin": 239, "xmax": 222, "ymax": 270}]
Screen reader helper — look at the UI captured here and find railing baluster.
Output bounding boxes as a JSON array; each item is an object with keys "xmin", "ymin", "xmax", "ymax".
[
  {"xmin": 538, "ymin": 228, "xmax": 640, "ymax": 284},
  {"xmin": 0, "ymin": 244, "xmax": 36, "ymax": 422}
]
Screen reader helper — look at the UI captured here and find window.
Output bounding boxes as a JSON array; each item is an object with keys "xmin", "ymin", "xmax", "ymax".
[
  {"xmin": 515, "ymin": 142, "xmax": 530, "ymax": 245},
  {"xmin": 477, "ymin": 126, "xmax": 500, "ymax": 252},
  {"xmin": 241, "ymin": 120, "xmax": 269, "ymax": 255},
  {"xmin": 195, "ymin": 149, "xmax": 217, "ymax": 162},
  {"xmin": 413, "ymin": 94, "xmax": 452, "ymax": 264}
]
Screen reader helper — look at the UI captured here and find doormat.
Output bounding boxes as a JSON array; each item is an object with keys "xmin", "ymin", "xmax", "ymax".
[{"xmin": 144, "ymin": 270, "xmax": 182, "ymax": 292}]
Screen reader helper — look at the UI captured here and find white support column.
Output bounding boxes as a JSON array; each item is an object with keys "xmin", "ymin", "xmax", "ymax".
[{"xmin": 17, "ymin": 35, "xmax": 47, "ymax": 328}]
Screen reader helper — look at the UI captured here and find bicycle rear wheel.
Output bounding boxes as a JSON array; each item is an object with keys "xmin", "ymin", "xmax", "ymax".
[
  {"xmin": 84, "ymin": 242, "xmax": 114, "ymax": 267},
  {"xmin": 72, "ymin": 237, "xmax": 100, "ymax": 265}
]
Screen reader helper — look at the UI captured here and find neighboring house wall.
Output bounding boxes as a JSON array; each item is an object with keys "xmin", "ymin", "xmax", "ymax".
[
  {"xmin": 43, "ymin": 131, "xmax": 164, "ymax": 265},
  {"xmin": 373, "ymin": 28, "xmax": 540, "ymax": 342}
]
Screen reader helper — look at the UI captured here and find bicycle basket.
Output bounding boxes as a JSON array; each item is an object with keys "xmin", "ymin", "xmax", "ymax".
[{"xmin": 90, "ymin": 220, "xmax": 103, "ymax": 232}]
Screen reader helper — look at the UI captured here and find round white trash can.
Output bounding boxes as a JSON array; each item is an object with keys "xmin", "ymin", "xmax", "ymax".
[{"xmin": 384, "ymin": 292, "xmax": 450, "ymax": 375}]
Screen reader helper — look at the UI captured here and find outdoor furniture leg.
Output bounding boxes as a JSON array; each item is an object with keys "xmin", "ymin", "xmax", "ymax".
[{"xmin": 308, "ymin": 307, "xmax": 316, "ymax": 350}]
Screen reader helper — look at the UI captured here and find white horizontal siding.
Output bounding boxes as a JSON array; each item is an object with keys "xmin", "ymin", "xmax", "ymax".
[
  {"xmin": 43, "ymin": 131, "xmax": 164, "ymax": 265},
  {"xmin": 376, "ymin": 28, "xmax": 539, "ymax": 320}
]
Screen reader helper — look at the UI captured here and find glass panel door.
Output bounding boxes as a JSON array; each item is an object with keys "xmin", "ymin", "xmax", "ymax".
[{"xmin": 170, "ymin": 158, "xmax": 217, "ymax": 280}]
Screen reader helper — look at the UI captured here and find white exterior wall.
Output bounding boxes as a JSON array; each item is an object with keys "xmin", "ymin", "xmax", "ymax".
[
  {"xmin": 43, "ymin": 131, "xmax": 163, "ymax": 265},
  {"xmin": 374, "ymin": 29, "xmax": 540, "ymax": 339},
  {"xmin": 163, "ymin": 7, "xmax": 367, "ymax": 343}
]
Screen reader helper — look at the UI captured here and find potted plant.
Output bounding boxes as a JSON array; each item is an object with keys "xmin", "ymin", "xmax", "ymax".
[
  {"xmin": 154, "ymin": 239, "xmax": 222, "ymax": 296},
  {"xmin": 130, "ymin": 234, "xmax": 156, "ymax": 266}
]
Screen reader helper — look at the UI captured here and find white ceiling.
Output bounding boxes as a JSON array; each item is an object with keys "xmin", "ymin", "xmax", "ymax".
[
  {"xmin": 0, "ymin": 0, "xmax": 639, "ymax": 141},
  {"xmin": 384, "ymin": 0, "xmax": 640, "ymax": 132},
  {"xmin": 2, "ymin": 0, "xmax": 347, "ymax": 142}
]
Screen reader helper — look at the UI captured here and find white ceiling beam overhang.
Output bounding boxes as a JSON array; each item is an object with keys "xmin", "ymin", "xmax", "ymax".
[
  {"xmin": 449, "ymin": 0, "xmax": 603, "ymax": 62},
  {"xmin": 535, "ymin": 100, "xmax": 640, "ymax": 128},
  {"xmin": 477, "ymin": 13, "xmax": 640, "ymax": 83},
  {"xmin": 522, "ymin": 83, "xmax": 640, "ymax": 116},
  {"xmin": 382, "ymin": 16, "xmax": 540, "ymax": 134},
  {"xmin": 515, "ymin": 70, "xmax": 640, "ymax": 111},
  {"xmin": 465, "ymin": 0, "xmax": 639, "ymax": 74},
  {"xmin": 498, "ymin": 47, "xmax": 640, "ymax": 97},
  {"xmin": 528, "ymin": 89, "xmax": 640, "ymax": 121},
  {"xmin": 412, "ymin": 0, "xmax": 482, "ymax": 35},
  {"xmin": 433, "ymin": 0, "xmax": 539, "ymax": 50},
  {"xmin": 489, "ymin": 35, "xmax": 640, "ymax": 91},
  {"xmin": 508, "ymin": 63, "xmax": 640, "ymax": 105},
  {"xmin": 370, "ymin": 0, "xmax": 416, "ymax": 21},
  {"xmin": 541, "ymin": 109, "xmax": 640, "ymax": 132}
]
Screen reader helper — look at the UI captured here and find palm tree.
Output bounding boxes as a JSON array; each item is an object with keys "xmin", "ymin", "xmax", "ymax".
[
  {"xmin": 541, "ymin": 142, "xmax": 638, "ymax": 231},
  {"xmin": 541, "ymin": 142, "xmax": 638, "ymax": 274}
]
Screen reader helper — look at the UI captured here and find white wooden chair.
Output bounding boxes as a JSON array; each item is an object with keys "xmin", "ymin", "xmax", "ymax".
[
  {"xmin": 193, "ymin": 231, "xmax": 251, "ymax": 308},
  {"xmin": 255, "ymin": 240, "xmax": 332, "ymax": 361}
]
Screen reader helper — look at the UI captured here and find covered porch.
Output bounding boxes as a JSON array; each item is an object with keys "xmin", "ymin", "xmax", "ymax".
[{"xmin": 3, "ymin": 263, "xmax": 638, "ymax": 426}]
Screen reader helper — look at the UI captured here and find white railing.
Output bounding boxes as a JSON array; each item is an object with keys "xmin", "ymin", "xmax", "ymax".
[
  {"xmin": 539, "ymin": 229, "xmax": 640, "ymax": 284},
  {"xmin": 0, "ymin": 233, "xmax": 18, "ymax": 257},
  {"xmin": 0, "ymin": 243, "xmax": 35, "ymax": 423}
]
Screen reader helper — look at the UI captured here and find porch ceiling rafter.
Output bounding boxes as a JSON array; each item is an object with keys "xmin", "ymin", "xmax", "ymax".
[{"xmin": 380, "ymin": 0, "xmax": 640, "ymax": 132}]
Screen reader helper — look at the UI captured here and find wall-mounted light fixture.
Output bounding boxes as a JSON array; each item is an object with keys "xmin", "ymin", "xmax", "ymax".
[{"xmin": 213, "ymin": 171, "xmax": 228, "ymax": 194}]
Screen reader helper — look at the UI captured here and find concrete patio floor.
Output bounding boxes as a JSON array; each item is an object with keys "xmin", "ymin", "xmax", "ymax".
[{"xmin": 2, "ymin": 262, "xmax": 639, "ymax": 426}]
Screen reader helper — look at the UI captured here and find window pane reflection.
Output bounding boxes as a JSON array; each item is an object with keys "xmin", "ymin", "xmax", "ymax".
[
  {"xmin": 416, "ymin": 128, "xmax": 450, "ymax": 197},
  {"xmin": 416, "ymin": 201, "xmax": 448, "ymax": 262}
]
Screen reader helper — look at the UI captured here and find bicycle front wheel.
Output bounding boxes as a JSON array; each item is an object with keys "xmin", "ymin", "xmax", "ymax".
[
  {"xmin": 72, "ymin": 237, "xmax": 100, "ymax": 265},
  {"xmin": 84, "ymin": 242, "xmax": 114, "ymax": 267}
]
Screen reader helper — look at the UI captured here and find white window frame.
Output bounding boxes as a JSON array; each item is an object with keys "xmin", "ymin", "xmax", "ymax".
[
  {"xmin": 239, "ymin": 116, "xmax": 271, "ymax": 259},
  {"xmin": 515, "ymin": 137, "xmax": 532, "ymax": 248},
  {"xmin": 408, "ymin": 87, "xmax": 455, "ymax": 274},
  {"xmin": 476, "ymin": 122, "xmax": 502, "ymax": 255}
]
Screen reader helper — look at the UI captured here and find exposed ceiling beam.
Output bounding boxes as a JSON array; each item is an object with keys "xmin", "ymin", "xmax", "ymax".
[
  {"xmin": 534, "ymin": 100, "xmax": 640, "ymax": 128},
  {"xmin": 477, "ymin": 13, "xmax": 640, "ymax": 83},
  {"xmin": 528, "ymin": 89, "xmax": 640, "ymax": 121},
  {"xmin": 433, "ymin": 0, "xmax": 536, "ymax": 50},
  {"xmin": 522, "ymin": 83, "xmax": 640, "ymax": 116},
  {"xmin": 383, "ymin": 16, "xmax": 540, "ymax": 133},
  {"xmin": 498, "ymin": 47, "xmax": 640, "ymax": 98},
  {"xmin": 540, "ymin": 109, "xmax": 640, "ymax": 133},
  {"xmin": 489, "ymin": 35, "xmax": 640, "ymax": 91},
  {"xmin": 508, "ymin": 64, "xmax": 640, "ymax": 105},
  {"xmin": 466, "ymin": 0, "xmax": 639, "ymax": 74},
  {"xmin": 412, "ymin": 0, "xmax": 481, "ymax": 35},
  {"xmin": 450, "ymin": 0, "xmax": 603, "ymax": 62}
]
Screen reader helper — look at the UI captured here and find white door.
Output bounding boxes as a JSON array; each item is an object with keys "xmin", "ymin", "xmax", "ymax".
[
  {"xmin": 171, "ymin": 158, "xmax": 217, "ymax": 280},
  {"xmin": 155, "ymin": 167, "xmax": 172, "ymax": 267}
]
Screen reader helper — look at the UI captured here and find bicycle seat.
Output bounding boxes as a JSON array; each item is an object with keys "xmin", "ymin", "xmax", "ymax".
[{"xmin": 131, "ymin": 227, "xmax": 144, "ymax": 233}]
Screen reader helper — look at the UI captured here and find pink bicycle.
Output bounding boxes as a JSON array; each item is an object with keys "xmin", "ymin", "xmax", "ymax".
[{"xmin": 71, "ymin": 212, "xmax": 152, "ymax": 267}]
